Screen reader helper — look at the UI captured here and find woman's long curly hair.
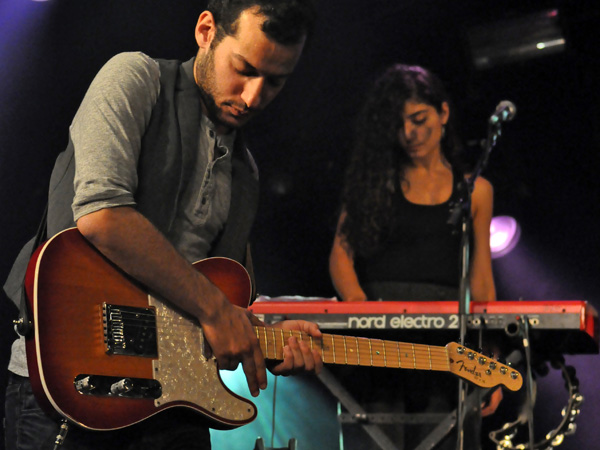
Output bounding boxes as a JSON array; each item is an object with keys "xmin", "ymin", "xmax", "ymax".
[{"xmin": 339, "ymin": 64, "xmax": 463, "ymax": 257}]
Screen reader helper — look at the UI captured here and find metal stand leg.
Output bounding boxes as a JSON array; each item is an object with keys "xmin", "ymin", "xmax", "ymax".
[
  {"xmin": 318, "ymin": 367, "xmax": 400, "ymax": 450},
  {"xmin": 414, "ymin": 388, "xmax": 485, "ymax": 450},
  {"xmin": 318, "ymin": 367, "xmax": 486, "ymax": 450},
  {"xmin": 254, "ymin": 437, "xmax": 297, "ymax": 450}
]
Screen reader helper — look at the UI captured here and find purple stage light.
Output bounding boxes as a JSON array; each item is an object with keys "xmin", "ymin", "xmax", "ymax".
[{"xmin": 490, "ymin": 216, "xmax": 521, "ymax": 258}]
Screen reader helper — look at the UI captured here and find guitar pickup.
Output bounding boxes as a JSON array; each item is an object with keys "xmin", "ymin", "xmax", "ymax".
[{"xmin": 103, "ymin": 303, "xmax": 158, "ymax": 357}]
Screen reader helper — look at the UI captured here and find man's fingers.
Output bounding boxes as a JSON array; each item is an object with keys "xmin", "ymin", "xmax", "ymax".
[
  {"xmin": 241, "ymin": 354, "xmax": 260, "ymax": 397},
  {"xmin": 284, "ymin": 336, "xmax": 315, "ymax": 374},
  {"xmin": 240, "ymin": 341, "xmax": 267, "ymax": 397},
  {"xmin": 254, "ymin": 343, "xmax": 268, "ymax": 390},
  {"xmin": 286, "ymin": 337, "xmax": 305, "ymax": 373},
  {"xmin": 218, "ymin": 356, "xmax": 243, "ymax": 372},
  {"xmin": 297, "ymin": 338, "xmax": 315, "ymax": 372}
]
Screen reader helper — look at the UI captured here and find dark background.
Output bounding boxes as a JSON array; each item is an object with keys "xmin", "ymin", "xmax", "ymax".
[{"xmin": 1, "ymin": 0, "xmax": 599, "ymax": 449}]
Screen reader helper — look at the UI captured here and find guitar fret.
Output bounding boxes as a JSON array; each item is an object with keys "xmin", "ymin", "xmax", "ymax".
[
  {"xmin": 428, "ymin": 346, "xmax": 432, "ymax": 370},
  {"xmin": 383, "ymin": 341, "xmax": 387, "ymax": 367},
  {"xmin": 271, "ymin": 328, "xmax": 277, "ymax": 359},
  {"xmin": 372, "ymin": 339, "xmax": 386, "ymax": 368},
  {"xmin": 355, "ymin": 337, "xmax": 360, "ymax": 365},
  {"xmin": 434, "ymin": 347, "xmax": 450, "ymax": 371},
  {"xmin": 264, "ymin": 327, "xmax": 269, "ymax": 359},
  {"xmin": 254, "ymin": 328, "xmax": 260, "ymax": 351},
  {"xmin": 263, "ymin": 327, "xmax": 269, "ymax": 358},
  {"xmin": 343, "ymin": 336, "xmax": 348, "ymax": 365},
  {"xmin": 396, "ymin": 342, "xmax": 401, "ymax": 368},
  {"xmin": 332, "ymin": 334, "xmax": 336, "ymax": 364}
]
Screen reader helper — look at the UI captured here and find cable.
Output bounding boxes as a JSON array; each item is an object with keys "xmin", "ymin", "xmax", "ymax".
[
  {"xmin": 52, "ymin": 420, "xmax": 69, "ymax": 449},
  {"xmin": 271, "ymin": 375, "xmax": 278, "ymax": 448}
]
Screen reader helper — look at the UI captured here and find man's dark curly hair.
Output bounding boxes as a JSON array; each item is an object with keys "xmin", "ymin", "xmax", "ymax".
[
  {"xmin": 339, "ymin": 64, "xmax": 463, "ymax": 257},
  {"xmin": 207, "ymin": 0, "xmax": 317, "ymax": 46}
]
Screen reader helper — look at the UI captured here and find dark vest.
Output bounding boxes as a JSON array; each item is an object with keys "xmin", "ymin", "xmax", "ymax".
[{"xmin": 4, "ymin": 56, "xmax": 259, "ymax": 306}]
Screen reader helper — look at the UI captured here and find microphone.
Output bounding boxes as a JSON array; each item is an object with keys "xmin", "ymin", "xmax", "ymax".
[{"xmin": 489, "ymin": 100, "xmax": 517, "ymax": 125}]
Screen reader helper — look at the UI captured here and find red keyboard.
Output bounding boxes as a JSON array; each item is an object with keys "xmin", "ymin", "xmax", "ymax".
[{"xmin": 250, "ymin": 299, "xmax": 599, "ymax": 355}]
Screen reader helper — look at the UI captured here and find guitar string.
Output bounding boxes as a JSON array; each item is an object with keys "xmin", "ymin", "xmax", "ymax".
[
  {"xmin": 113, "ymin": 310, "xmax": 489, "ymax": 364},
  {"xmin": 113, "ymin": 320, "xmax": 487, "ymax": 365},
  {"xmin": 255, "ymin": 331, "xmax": 518, "ymax": 384},
  {"xmin": 110, "ymin": 320, "xmax": 510, "ymax": 378},
  {"xmin": 252, "ymin": 328, "xmax": 454, "ymax": 370},
  {"xmin": 106, "ymin": 321, "xmax": 516, "ymax": 387}
]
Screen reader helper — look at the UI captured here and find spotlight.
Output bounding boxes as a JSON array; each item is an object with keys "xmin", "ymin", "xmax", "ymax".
[
  {"xmin": 490, "ymin": 216, "xmax": 521, "ymax": 258},
  {"xmin": 467, "ymin": 9, "xmax": 565, "ymax": 70}
]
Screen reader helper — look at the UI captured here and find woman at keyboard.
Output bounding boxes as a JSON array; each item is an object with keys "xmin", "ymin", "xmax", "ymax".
[
  {"xmin": 328, "ymin": 63, "xmax": 499, "ymax": 450},
  {"xmin": 329, "ymin": 63, "xmax": 495, "ymax": 304}
]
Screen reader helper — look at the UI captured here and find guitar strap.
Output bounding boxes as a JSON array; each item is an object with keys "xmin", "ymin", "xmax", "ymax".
[{"xmin": 16, "ymin": 204, "xmax": 48, "ymax": 337}]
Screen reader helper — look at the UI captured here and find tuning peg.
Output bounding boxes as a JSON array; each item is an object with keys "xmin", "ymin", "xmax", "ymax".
[{"xmin": 494, "ymin": 356, "xmax": 506, "ymax": 366}]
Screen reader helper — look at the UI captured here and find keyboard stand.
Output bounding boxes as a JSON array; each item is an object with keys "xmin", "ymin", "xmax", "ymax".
[
  {"xmin": 318, "ymin": 367, "xmax": 400, "ymax": 450},
  {"xmin": 317, "ymin": 368, "xmax": 486, "ymax": 450}
]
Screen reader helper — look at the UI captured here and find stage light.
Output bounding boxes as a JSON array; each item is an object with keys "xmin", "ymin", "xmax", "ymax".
[
  {"xmin": 467, "ymin": 9, "xmax": 565, "ymax": 70},
  {"xmin": 490, "ymin": 216, "xmax": 521, "ymax": 259}
]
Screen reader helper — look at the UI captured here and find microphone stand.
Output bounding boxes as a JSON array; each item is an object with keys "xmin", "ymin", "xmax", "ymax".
[{"xmin": 447, "ymin": 120, "xmax": 505, "ymax": 449}]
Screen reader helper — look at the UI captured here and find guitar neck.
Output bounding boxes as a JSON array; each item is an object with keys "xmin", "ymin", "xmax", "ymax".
[
  {"xmin": 254, "ymin": 327, "xmax": 450, "ymax": 371},
  {"xmin": 254, "ymin": 326, "xmax": 523, "ymax": 391}
]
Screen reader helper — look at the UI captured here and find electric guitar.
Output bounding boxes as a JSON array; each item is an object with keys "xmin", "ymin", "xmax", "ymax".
[{"xmin": 24, "ymin": 228, "xmax": 522, "ymax": 431}]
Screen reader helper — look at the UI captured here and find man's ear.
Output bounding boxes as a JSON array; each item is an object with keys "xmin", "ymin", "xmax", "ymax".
[{"xmin": 195, "ymin": 11, "xmax": 217, "ymax": 49}]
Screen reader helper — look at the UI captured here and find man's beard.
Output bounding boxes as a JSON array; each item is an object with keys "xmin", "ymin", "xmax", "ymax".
[{"xmin": 194, "ymin": 48, "xmax": 230, "ymax": 130}]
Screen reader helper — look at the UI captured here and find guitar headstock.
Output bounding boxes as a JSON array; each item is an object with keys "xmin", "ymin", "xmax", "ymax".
[{"xmin": 446, "ymin": 342, "xmax": 523, "ymax": 391}]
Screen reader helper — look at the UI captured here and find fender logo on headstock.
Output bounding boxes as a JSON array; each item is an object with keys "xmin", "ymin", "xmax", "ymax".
[
  {"xmin": 446, "ymin": 343, "xmax": 523, "ymax": 391},
  {"xmin": 453, "ymin": 359, "xmax": 483, "ymax": 379}
]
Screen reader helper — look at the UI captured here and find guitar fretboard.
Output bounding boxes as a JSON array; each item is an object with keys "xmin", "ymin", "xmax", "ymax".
[{"xmin": 254, "ymin": 327, "xmax": 450, "ymax": 371}]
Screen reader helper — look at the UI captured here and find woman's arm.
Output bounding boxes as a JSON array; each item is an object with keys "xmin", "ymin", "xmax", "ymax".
[
  {"xmin": 329, "ymin": 211, "xmax": 368, "ymax": 302},
  {"xmin": 469, "ymin": 176, "xmax": 497, "ymax": 301}
]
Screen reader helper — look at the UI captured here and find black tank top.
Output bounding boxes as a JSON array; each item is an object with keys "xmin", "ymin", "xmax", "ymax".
[{"xmin": 355, "ymin": 167, "xmax": 469, "ymax": 289}]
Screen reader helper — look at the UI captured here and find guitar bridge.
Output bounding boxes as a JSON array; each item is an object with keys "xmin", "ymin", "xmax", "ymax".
[{"xmin": 103, "ymin": 303, "xmax": 158, "ymax": 357}]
